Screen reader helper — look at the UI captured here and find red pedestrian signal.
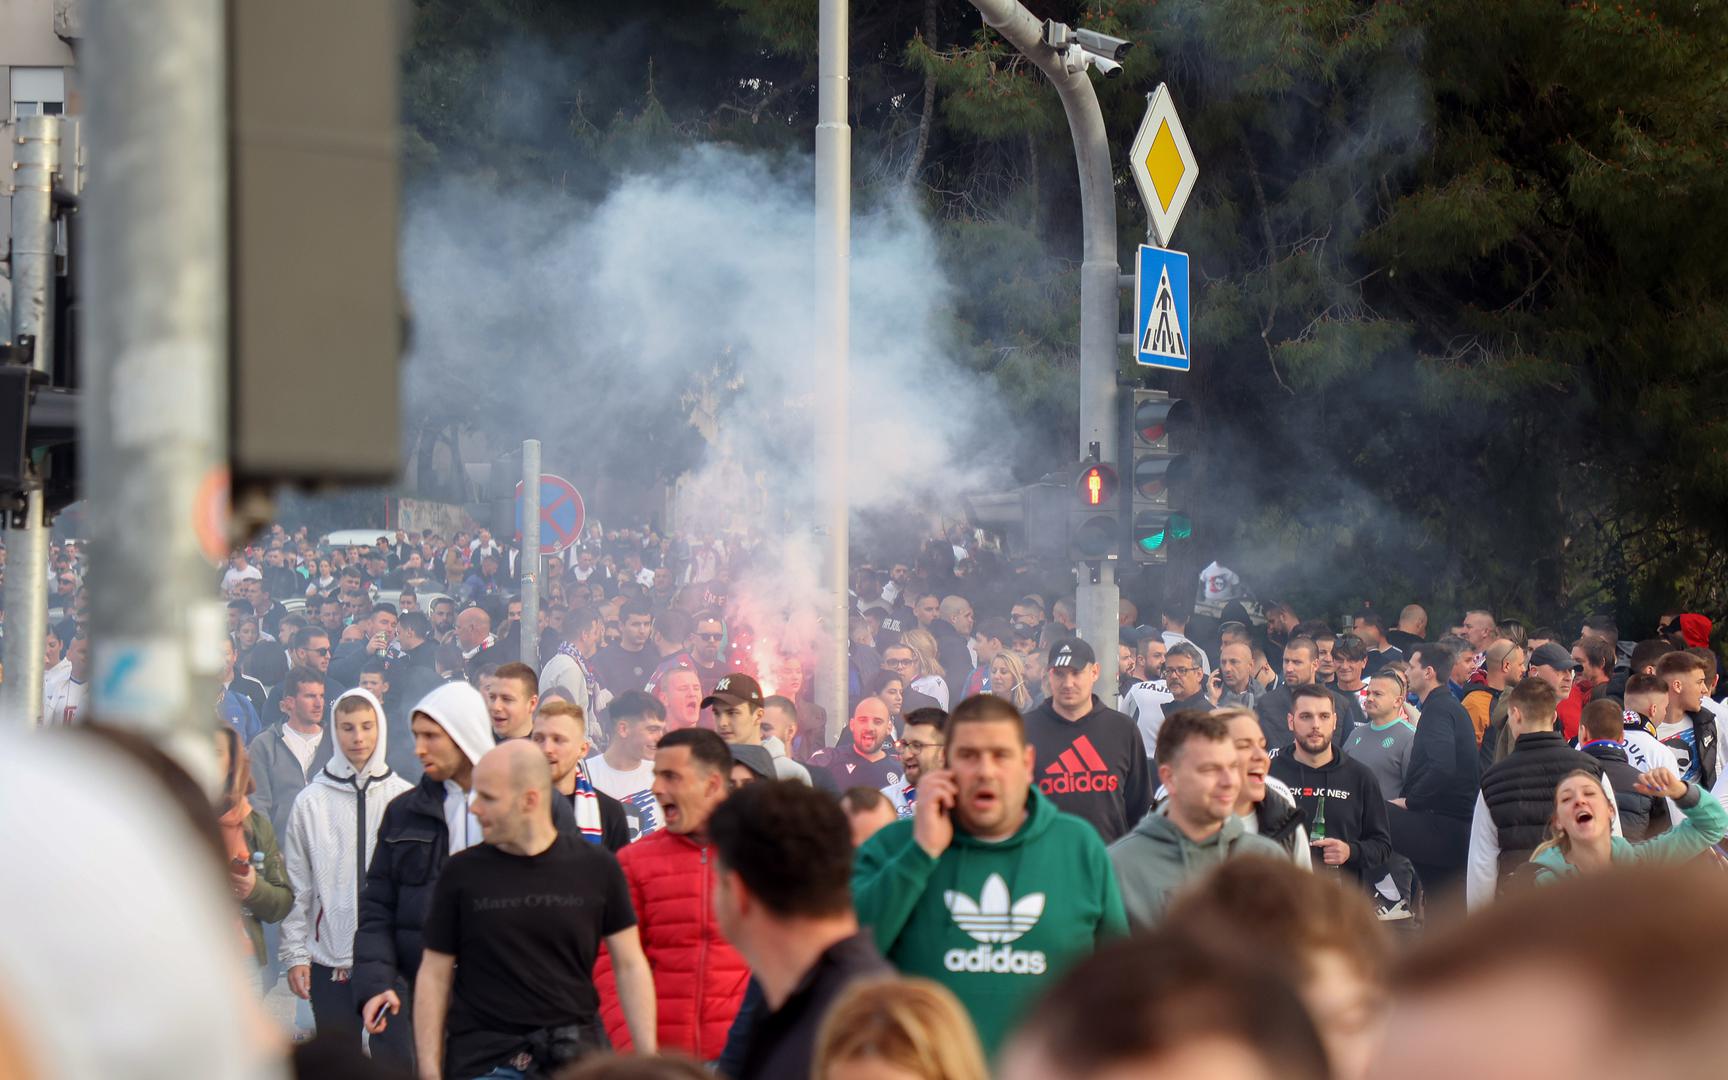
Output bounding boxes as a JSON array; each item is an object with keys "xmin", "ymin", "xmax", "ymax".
[
  {"xmin": 1069, "ymin": 462, "xmax": 1120, "ymax": 562},
  {"xmin": 1075, "ymin": 464, "xmax": 1118, "ymax": 507}
]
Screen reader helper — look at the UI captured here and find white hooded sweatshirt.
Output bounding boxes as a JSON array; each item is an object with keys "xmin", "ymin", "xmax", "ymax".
[
  {"xmin": 280, "ymin": 687, "xmax": 413, "ymax": 971},
  {"xmin": 410, "ymin": 679, "xmax": 495, "ymax": 855}
]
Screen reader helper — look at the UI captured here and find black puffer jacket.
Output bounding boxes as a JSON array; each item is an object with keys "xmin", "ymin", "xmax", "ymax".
[
  {"xmin": 1481, "ymin": 731, "xmax": 1603, "ymax": 877},
  {"xmin": 1579, "ymin": 740, "xmax": 1653, "ymax": 841}
]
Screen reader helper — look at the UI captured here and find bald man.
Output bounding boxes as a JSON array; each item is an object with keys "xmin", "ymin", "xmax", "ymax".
[
  {"xmin": 1387, "ymin": 604, "xmax": 1428, "ymax": 655},
  {"xmin": 827, "ymin": 696, "xmax": 903, "ymax": 791},
  {"xmin": 415, "ymin": 742, "xmax": 657, "ymax": 1077},
  {"xmin": 456, "ymin": 606, "xmax": 498, "ymax": 682}
]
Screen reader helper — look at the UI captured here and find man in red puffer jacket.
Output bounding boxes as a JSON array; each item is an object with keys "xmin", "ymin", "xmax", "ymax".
[{"xmin": 595, "ymin": 729, "xmax": 749, "ymax": 1058}]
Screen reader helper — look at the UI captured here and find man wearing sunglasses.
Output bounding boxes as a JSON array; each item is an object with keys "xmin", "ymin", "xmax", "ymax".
[{"xmin": 688, "ymin": 613, "xmax": 729, "ymax": 696}]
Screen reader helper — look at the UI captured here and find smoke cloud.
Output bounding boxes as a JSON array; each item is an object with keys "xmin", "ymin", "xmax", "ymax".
[{"xmin": 398, "ymin": 140, "xmax": 1013, "ymax": 680}]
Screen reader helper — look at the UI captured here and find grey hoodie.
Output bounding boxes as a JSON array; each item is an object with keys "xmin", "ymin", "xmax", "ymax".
[{"xmin": 1107, "ymin": 806, "xmax": 1286, "ymax": 929}]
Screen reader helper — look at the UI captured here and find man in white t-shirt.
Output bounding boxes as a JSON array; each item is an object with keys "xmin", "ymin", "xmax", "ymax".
[
  {"xmin": 582, "ymin": 689, "xmax": 667, "ymax": 840},
  {"xmin": 221, "ymin": 550, "xmax": 263, "ymax": 596},
  {"xmin": 41, "ymin": 626, "xmax": 88, "ymax": 727}
]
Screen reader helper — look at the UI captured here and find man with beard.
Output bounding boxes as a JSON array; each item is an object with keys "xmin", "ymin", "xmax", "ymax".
[
  {"xmin": 1122, "ymin": 632, "xmax": 1174, "ymax": 757},
  {"xmin": 884, "ymin": 706, "xmax": 947, "ymax": 818},
  {"xmin": 1255, "ymin": 637, "xmax": 1361, "ymax": 754},
  {"xmin": 1269, "ymin": 685, "xmax": 1394, "ymax": 887},
  {"xmin": 1345, "ymin": 669, "xmax": 1418, "ymax": 802}
]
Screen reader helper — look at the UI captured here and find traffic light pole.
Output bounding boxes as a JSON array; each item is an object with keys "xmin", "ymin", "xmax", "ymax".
[
  {"xmin": 83, "ymin": 0, "xmax": 228, "ymax": 758},
  {"xmin": 0, "ymin": 116, "xmax": 62, "ymax": 727},
  {"xmin": 520, "ymin": 439, "xmax": 540, "ymax": 672},
  {"xmin": 815, "ymin": 0, "xmax": 852, "ymax": 743},
  {"xmin": 967, "ymin": 0, "xmax": 1120, "ymax": 702}
]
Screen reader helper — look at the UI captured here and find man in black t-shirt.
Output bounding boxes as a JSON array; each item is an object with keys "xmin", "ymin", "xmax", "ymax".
[{"xmin": 415, "ymin": 741, "xmax": 658, "ymax": 1077}]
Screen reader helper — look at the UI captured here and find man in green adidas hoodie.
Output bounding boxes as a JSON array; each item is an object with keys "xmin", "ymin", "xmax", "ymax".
[{"xmin": 853, "ymin": 694, "xmax": 1127, "ymax": 1057}]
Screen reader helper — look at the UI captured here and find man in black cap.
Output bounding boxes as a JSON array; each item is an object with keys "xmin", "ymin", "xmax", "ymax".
[
  {"xmin": 704, "ymin": 673, "xmax": 815, "ymax": 785},
  {"xmin": 1023, "ymin": 638, "xmax": 1155, "ymax": 843}
]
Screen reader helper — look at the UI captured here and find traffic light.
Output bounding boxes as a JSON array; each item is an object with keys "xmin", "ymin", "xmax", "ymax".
[
  {"xmin": 1069, "ymin": 460, "xmax": 1121, "ymax": 561},
  {"xmin": 1129, "ymin": 390, "xmax": 1194, "ymax": 563},
  {"xmin": 964, "ymin": 476, "xmax": 1068, "ymax": 560}
]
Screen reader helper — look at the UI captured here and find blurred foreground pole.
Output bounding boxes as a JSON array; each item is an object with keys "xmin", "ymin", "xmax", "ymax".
[
  {"xmin": 968, "ymin": 0, "xmax": 1120, "ymax": 702},
  {"xmin": 83, "ymin": 0, "xmax": 227, "ymax": 756},
  {"xmin": 0, "ymin": 116, "xmax": 62, "ymax": 727},
  {"xmin": 520, "ymin": 439, "xmax": 540, "ymax": 672},
  {"xmin": 815, "ymin": 0, "xmax": 852, "ymax": 742}
]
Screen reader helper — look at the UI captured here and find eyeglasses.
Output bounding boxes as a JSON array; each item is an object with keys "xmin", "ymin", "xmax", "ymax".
[
  {"xmin": 307, "ymin": 647, "xmax": 332, "ymax": 656},
  {"xmin": 884, "ymin": 657, "xmax": 916, "ymax": 668},
  {"xmin": 696, "ymin": 632, "xmax": 725, "ymax": 641},
  {"xmin": 1165, "ymin": 665, "xmax": 1201, "ymax": 678},
  {"xmin": 896, "ymin": 739, "xmax": 944, "ymax": 754}
]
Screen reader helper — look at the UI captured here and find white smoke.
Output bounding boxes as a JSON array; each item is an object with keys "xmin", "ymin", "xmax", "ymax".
[{"xmin": 399, "ymin": 142, "xmax": 1011, "ymax": 679}]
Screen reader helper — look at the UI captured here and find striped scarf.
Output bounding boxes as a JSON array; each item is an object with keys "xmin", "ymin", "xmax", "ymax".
[
  {"xmin": 557, "ymin": 640, "xmax": 602, "ymax": 713},
  {"xmin": 571, "ymin": 765, "xmax": 604, "ymax": 845}
]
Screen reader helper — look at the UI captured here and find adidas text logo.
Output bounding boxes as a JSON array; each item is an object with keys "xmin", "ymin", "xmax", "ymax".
[
  {"xmin": 942, "ymin": 873, "xmax": 1048, "ymax": 976},
  {"xmin": 1039, "ymin": 735, "xmax": 1120, "ymax": 796}
]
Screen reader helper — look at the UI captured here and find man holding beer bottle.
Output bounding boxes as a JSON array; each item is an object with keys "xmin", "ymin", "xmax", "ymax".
[{"xmin": 1269, "ymin": 684, "xmax": 1394, "ymax": 885}]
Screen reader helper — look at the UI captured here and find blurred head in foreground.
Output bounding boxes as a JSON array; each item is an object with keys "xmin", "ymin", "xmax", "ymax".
[
  {"xmin": 814, "ymin": 976, "xmax": 987, "ymax": 1080},
  {"xmin": 0, "ymin": 727, "xmax": 279, "ymax": 1080},
  {"xmin": 1163, "ymin": 857, "xmax": 1390, "ymax": 1080},
  {"xmin": 1371, "ymin": 863, "xmax": 1728, "ymax": 1080},
  {"xmin": 998, "ymin": 923, "xmax": 1328, "ymax": 1080}
]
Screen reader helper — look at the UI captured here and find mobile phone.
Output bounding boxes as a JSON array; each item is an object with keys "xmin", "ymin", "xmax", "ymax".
[{"xmin": 370, "ymin": 998, "xmax": 392, "ymax": 1026}]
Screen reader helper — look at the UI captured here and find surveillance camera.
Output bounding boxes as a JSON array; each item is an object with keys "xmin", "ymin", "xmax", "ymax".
[
  {"xmin": 1088, "ymin": 54, "xmax": 1124, "ymax": 79},
  {"xmin": 1059, "ymin": 44, "xmax": 1087, "ymax": 77},
  {"xmin": 1073, "ymin": 28, "xmax": 1134, "ymax": 62}
]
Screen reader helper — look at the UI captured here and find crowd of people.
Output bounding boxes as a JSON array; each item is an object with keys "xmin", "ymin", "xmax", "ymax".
[{"xmin": 9, "ymin": 520, "xmax": 1728, "ymax": 1080}]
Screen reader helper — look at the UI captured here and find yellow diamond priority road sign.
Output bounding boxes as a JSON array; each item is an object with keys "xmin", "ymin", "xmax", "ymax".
[{"xmin": 1129, "ymin": 83, "xmax": 1198, "ymax": 248}]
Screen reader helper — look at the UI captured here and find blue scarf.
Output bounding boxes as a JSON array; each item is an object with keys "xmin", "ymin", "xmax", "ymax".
[{"xmin": 571, "ymin": 765, "xmax": 604, "ymax": 845}]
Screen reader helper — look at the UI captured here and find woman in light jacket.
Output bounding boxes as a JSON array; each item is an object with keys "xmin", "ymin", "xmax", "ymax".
[{"xmin": 1529, "ymin": 766, "xmax": 1728, "ymax": 882}]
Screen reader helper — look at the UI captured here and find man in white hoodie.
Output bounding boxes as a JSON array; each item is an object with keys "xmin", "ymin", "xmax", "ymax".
[{"xmin": 281, "ymin": 687, "xmax": 412, "ymax": 1046}]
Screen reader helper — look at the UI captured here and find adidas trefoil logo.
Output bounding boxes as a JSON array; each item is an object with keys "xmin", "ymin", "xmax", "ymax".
[{"xmin": 942, "ymin": 873, "xmax": 1048, "ymax": 975}]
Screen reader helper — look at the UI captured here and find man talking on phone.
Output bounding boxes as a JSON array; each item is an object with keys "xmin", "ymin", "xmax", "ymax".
[{"xmin": 853, "ymin": 693, "xmax": 1127, "ymax": 1057}]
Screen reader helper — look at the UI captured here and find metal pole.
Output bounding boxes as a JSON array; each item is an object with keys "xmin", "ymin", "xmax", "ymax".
[
  {"xmin": 520, "ymin": 439, "xmax": 540, "ymax": 672},
  {"xmin": 815, "ymin": 0, "xmax": 851, "ymax": 742},
  {"xmin": 1, "ymin": 115, "xmax": 62, "ymax": 727},
  {"xmin": 84, "ymin": 0, "xmax": 228, "ymax": 758},
  {"xmin": 966, "ymin": 0, "xmax": 1120, "ymax": 703}
]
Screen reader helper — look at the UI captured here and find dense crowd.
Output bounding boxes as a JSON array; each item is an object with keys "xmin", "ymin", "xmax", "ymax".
[{"xmin": 9, "ymin": 520, "xmax": 1728, "ymax": 1080}]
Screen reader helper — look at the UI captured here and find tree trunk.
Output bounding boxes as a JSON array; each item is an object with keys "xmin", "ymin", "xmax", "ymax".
[{"xmin": 900, "ymin": 0, "xmax": 939, "ymax": 192}]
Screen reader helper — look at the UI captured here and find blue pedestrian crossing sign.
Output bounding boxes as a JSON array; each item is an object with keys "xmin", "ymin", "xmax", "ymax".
[{"xmin": 1135, "ymin": 245, "xmax": 1191, "ymax": 371}]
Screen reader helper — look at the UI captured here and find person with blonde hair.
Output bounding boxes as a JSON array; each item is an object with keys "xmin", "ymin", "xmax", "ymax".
[
  {"xmin": 1528, "ymin": 766, "xmax": 1727, "ymax": 881},
  {"xmin": 899, "ymin": 628, "xmax": 950, "ymax": 708},
  {"xmin": 988, "ymin": 648, "xmax": 1032, "ymax": 711},
  {"xmin": 814, "ymin": 976, "xmax": 987, "ymax": 1080}
]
